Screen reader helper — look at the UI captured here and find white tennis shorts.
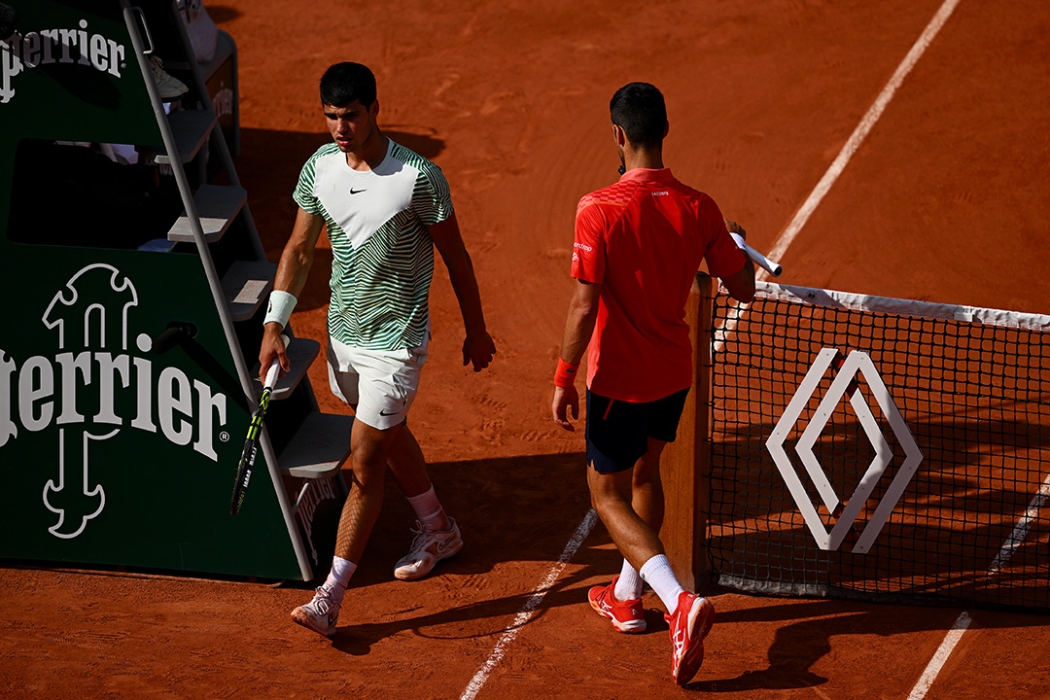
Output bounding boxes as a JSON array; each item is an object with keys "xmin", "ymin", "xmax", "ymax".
[{"xmin": 326, "ymin": 334, "xmax": 429, "ymax": 431}]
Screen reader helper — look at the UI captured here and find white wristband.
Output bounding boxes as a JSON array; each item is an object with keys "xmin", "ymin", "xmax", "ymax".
[{"xmin": 263, "ymin": 290, "xmax": 297, "ymax": 329}]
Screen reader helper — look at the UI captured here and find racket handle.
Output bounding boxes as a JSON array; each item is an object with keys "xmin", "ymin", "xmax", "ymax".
[
  {"xmin": 731, "ymin": 232, "xmax": 783, "ymax": 277},
  {"xmin": 260, "ymin": 334, "xmax": 290, "ymax": 390},
  {"xmin": 263, "ymin": 358, "xmax": 281, "ymax": 390}
]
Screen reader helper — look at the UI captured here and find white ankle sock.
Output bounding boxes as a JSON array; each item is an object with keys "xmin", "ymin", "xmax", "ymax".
[
  {"xmin": 323, "ymin": 556, "xmax": 357, "ymax": 605},
  {"xmin": 639, "ymin": 555, "xmax": 685, "ymax": 614},
  {"xmin": 614, "ymin": 560, "xmax": 644, "ymax": 601},
  {"xmin": 406, "ymin": 485, "xmax": 450, "ymax": 531}
]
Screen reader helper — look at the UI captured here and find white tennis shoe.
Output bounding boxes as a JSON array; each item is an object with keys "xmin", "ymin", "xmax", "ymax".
[
  {"xmin": 291, "ymin": 585, "xmax": 340, "ymax": 637},
  {"xmin": 394, "ymin": 517, "xmax": 463, "ymax": 581},
  {"xmin": 148, "ymin": 55, "xmax": 188, "ymax": 101}
]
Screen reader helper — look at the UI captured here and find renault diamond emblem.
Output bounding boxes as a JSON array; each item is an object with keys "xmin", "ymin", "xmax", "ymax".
[{"xmin": 766, "ymin": 348, "xmax": 923, "ymax": 553}]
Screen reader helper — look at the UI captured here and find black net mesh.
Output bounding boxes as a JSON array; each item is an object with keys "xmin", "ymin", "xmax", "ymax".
[{"xmin": 706, "ymin": 281, "xmax": 1050, "ymax": 611}]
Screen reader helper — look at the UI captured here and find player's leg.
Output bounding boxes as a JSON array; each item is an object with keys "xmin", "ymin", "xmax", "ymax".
[
  {"xmin": 387, "ymin": 424, "xmax": 462, "ymax": 580},
  {"xmin": 588, "ymin": 442, "xmax": 713, "ymax": 684},
  {"xmin": 630, "ymin": 441, "xmax": 665, "ymax": 533},
  {"xmin": 614, "ymin": 439, "xmax": 665, "ymax": 603},
  {"xmin": 342, "ymin": 336, "xmax": 461, "ymax": 581},
  {"xmin": 641, "ymin": 388, "xmax": 716, "ymax": 685},
  {"xmin": 585, "ymin": 457, "xmax": 656, "ymax": 634},
  {"xmin": 292, "ymin": 338, "xmax": 400, "ymax": 636},
  {"xmin": 388, "ymin": 424, "xmax": 451, "ymax": 532},
  {"xmin": 585, "ymin": 389, "xmax": 714, "ymax": 684},
  {"xmin": 336, "ymin": 419, "xmax": 405, "ymax": 562},
  {"xmin": 587, "ymin": 459, "xmax": 664, "ymax": 569},
  {"xmin": 584, "ymin": 392, "xmax": 655, "ymax": 633},
  {"xmin": 290, "ymin": 418, "xmax": 402, "ymax": 637}
]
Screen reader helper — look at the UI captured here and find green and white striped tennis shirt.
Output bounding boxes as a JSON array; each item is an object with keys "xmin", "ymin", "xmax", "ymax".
[{"xmin": 293, "ymin": 139, "xmax": 453, "ymax": 350}]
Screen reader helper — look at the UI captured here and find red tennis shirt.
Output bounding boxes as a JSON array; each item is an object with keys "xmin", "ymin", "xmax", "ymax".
[{"xmin": 571, "ymin": 167, "xmax": 745, "ymax": 403}]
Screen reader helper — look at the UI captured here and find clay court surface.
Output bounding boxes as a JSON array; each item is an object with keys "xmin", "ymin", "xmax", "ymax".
[{"xmin": 4, "ymin": 0, "xmax": 1050, "ymax": 697}]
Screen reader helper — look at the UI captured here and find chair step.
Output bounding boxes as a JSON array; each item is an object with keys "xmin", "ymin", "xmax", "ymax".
[
  {"xmin": 252, "ymin": 336, "xmax": 320, "ymax": 400},
  {"xmin": 156, "ymin": 108, "xmax": 217, "ymax": 165},
  {"xmin": 279, "ymin": 412, "xmax": 353, "ymax": 479},
  {"xmin": 167, "ymin": 184, "xmax": 247, "ymax": 243},
  {"xmin": 222, "ymin": 260, "xmax": 276, "ymax": 321}
]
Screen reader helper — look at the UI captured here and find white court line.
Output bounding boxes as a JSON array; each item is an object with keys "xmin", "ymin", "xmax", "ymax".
[
  {"xmin": 987, "ymin": 473, "xmax": 1050, "ymax": 576},
  {"xmin": 715, "ymin": 0, "xmax": 988, "ymax": 695},
  {"xmin": 905, "ymin": 612, "xmax": 972, "ymax": 700},
  {"xmin": 907, "ymin": 472, "xmax": 1050, "ymax": 698},
  {"xmin": 459, "ymin": 509, "xmax": 598, "ymax": 700},
  {"xmin": 464, "ymin": 1, "xmax": 973, "ymax": 696},
  {"xmin": 765, "ymin": 0, "xmax": 965, "ymax": 267},
  {"xmin": 717, "ymin": 0, "xmax": 965, "ymax": 355}
]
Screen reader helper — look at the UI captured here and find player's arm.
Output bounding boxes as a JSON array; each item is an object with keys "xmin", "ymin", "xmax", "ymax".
[
  {"xmin": 552, "ymin": 278, "xmax": 601, "ymax": 431},
  {"xmin": 718, "ymin": 219, "xmax": 756, "ymax": 303},
  {"xmin": 722, "ymin": 253, "xmax": 756, "ymax": 303},
  {"xmin": 259, "ymin": 207, "xmax": 325, "ymax": 384},
  {"xmin": 428, "ymin": 211, "xmax": 496, "ymax": 372}
]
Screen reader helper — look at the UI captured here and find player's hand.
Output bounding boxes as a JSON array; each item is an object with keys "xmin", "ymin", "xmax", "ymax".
[
  {"xmin": 463, "ymin": 331, "xmax": 496, "ymax": 372},
  {"xmin": 725, "ymin": 219, "xmax": 746, "ymax": 239},
  {"xmin": 552, "ymin": 384, "xmax": 579, "ymax": 431},
  {"xmin": 258, "ymin": 323, "xmax": 290, "ymax": 386}
]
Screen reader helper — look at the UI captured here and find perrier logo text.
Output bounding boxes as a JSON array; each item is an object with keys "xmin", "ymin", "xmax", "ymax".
[{"xmin": 1, "ymin": 18, "xmax": 126, "ymax": 104}]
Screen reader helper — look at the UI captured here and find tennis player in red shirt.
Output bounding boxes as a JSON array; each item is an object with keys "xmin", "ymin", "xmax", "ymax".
[{"xmin": 552, "ymin": 82, "xmax": 755, "ymax": 686}]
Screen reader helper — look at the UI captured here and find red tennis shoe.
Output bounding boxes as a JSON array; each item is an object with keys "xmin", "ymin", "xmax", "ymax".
[
  {"xmin": 665, "ymin": 592, "xmax": 715, "ymax": 685},
  {"xmin": 588, "ymin": 575, "xmax": 646, "ymax": 633}
]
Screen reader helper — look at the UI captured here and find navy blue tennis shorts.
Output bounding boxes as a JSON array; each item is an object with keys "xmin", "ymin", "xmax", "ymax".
[{"xmin": 585, "ymin": 387, "xmax": 690, "ymax": 474}]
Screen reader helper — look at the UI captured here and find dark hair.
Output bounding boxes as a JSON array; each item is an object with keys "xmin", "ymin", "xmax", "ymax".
[
  {"xmin": 609, "ymin": 82, "xmax": 667, "ymax": 148},
  {"xmin": 319, "ymin": 62, "xmax": 377, "ymax": 107}
]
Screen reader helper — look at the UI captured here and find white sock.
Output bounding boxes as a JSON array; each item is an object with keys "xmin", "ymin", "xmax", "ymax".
[
  {"xmin": 323, "ymin": 556, "xmax": 357, "ymax": 605},
  {"xmin": 406, "ymin": 485, "xmax": 450, "ymax": 531},
  {"xmin": 639, "ymin": 555, "xmax": 685, "ymax": 614},
  {"xmin": 614, "ymin": 560, "xmax": 644, "ymax": 601}
]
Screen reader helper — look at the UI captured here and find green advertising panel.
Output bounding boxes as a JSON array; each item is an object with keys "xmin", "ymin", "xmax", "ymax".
[{"xmin": 0, "ymin": 0, "xmax": 337, "ymax": 581}]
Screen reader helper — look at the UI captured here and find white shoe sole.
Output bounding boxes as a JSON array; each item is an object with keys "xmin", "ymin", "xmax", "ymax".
[
  {"xmin": 393, "ymin": 537, "xmax": 463, "ymax": 581},
  {"xmin": 291, "ymin": 607, "xmax": 336, "ymax": 637}
]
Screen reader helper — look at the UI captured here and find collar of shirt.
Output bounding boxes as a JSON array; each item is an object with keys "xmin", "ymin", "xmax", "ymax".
[{"xmin": 618, "ymin": 167, "xmax": 674, "ymax": 183}]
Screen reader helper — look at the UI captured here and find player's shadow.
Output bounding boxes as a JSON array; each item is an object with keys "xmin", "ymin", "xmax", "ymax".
[
  {"xmin": 329, "ymin": 565, "xmax": 601, "ymax": 656},
  {"xmin": 348, "ymin": 452, "xmax": 594, "ymax": 583},
  {"xmin": 682, "ymin": 596, "xmax": 1050, "ymax": 693},
  {"xmin": 298, "ymin": 450, "xmax": 632, "ymax": 654},
  {"xmin": 235, "ymin": 126, "xmax": 447, "ymax": 310},
  {"xmin": 306, "ymin": 451, "xmax": 1050, "ymax": 677},
  {"xmin": 326, "ymin": 527, "xmax": 647, "ymax": 657}
]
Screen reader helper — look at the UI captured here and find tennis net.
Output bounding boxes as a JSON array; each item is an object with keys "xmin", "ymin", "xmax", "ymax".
[{"xmin": 705, "ymin": 277, "xmax": 1050, "ymax": 611}]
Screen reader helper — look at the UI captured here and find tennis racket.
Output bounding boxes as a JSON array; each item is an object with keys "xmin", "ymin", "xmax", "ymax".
[
  {"xmin": 230, "ymin": 357, "xmax": 281, "ymax": 516},
  {"xmin": 730, "ymin": 232, "xmax": 783, "ymax": 277}
]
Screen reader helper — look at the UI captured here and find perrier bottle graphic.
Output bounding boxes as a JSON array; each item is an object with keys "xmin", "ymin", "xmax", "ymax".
[
  {"xmin": 0, "ymin": 263, "xmax": 231, "ymax": 540},
  {"xmin": 41, "ymin": 264, "xmax": 138, "ymax": 538}
]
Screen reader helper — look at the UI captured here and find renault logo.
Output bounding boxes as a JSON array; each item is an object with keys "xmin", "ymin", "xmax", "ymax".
[{"xmin": 766, "ymin": 348, "xmax": 923, "ymax": 554}]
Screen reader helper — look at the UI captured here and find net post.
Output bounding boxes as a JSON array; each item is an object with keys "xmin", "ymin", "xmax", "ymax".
[
  {"xmin": 694, "ymin": 272, "xmax": 714, "ymax": 589},
  {"xmin": 659, "ymin": 272, "xmax": 715, "ymax": 591}
]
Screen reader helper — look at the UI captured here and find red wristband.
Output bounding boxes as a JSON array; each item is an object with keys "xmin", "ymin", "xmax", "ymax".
[{"xmin": 554, "ymin": 358, "xmax": 579, "ymax": 388}]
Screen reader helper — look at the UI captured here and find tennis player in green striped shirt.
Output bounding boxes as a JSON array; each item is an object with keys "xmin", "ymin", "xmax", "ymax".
[{"xmin": 258, "ymin": 62, "xmax": 496, "ymax": 637}]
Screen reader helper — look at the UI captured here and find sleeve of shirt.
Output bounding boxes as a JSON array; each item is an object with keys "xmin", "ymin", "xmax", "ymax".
[
  {"xmin": 413, "ymin": 161, "xmax": 455, "ymax": 226},
  {"xmin": 700, "ymin": 198, "xmax": 747, "ymax": 279},
  {"xmin": 292, "ymin": 151, "xmax": 324, "ymax": 216},
  {"xmin": 571, "ymin": 199, "xmax": 607, "ymax": 284}
]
